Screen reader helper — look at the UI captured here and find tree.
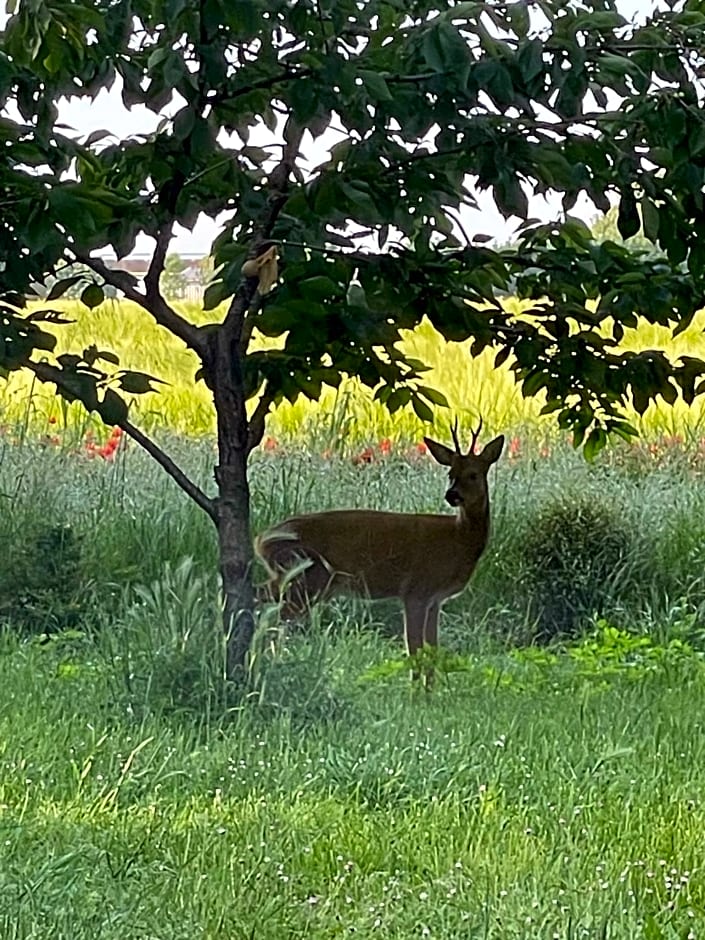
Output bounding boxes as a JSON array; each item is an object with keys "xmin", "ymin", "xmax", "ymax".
[
  {"xmin": 160, "ymin": 253, "xmax": 188, "ymax": 299},
  {"xmin": 3, "ymin": 0, "xmax": 705, "ymax": 677}
]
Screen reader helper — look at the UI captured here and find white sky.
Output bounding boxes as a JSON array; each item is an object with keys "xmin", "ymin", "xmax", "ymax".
[{"xmin": 2, "ymin": 0, "xmax": 656, "ymax": 257}]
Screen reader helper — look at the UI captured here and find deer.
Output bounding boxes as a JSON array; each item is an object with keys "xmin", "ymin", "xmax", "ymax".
[{"xmin": 255, "ymin": 421, "xmax": 504, "ymax": 683}]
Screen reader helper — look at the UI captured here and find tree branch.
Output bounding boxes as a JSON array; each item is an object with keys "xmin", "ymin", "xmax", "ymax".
[
  {"xmin": 74, "ymin": 251, "xmax": 206, "ymax": 356},
  {"xmin": 239, "ymin": 294, "xmax": 265, "ymax": 357},
  {"xmin": 144, "ymin": 223, "xmax": 172, "ymax": 300},
  {"xmin": 27, "ymin": 359, "xmax": 217, "ymax": 522},
  {"xmin": 224, "ymin": 116, "xmax": 305, "ymax": 336},
  {"xmin": 120, "ymin": 418, "xmax": 218, "ymax": 523},
  {"xmin": 211, "ymin": 67, "xmax": 313, "ymax": 106},
  {"xmin": 247, "ymin": 386, "xmax": 275, "ymax": 454}
]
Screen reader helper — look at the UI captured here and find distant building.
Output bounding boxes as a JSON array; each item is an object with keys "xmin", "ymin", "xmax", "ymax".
[{"xmin": 101, "ymin": 254, "xmax": 207, "ymax": 301}]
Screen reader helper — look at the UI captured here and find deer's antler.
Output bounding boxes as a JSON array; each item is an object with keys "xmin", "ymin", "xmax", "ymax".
[
  {"xmin": 450, "ymin": 417, "xmax": 462, "ymax": 455},
  {"xmin": 470, "ymin": 417, "xmax": 484, "ymax": 454}
]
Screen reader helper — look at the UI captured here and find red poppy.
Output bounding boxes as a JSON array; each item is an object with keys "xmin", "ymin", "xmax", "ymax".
[{"xmin": 352, "ymin": 446, "xmax": 375, "ymax": 465}]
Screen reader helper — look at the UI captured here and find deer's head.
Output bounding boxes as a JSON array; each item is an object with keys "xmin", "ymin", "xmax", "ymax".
[{"xmin": 424, "ymin": 421, "xmax": 504, "ymax": 512}]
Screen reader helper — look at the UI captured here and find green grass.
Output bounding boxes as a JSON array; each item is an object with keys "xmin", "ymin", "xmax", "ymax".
[
  {"xmin": 2, "ymin": 619, "xmax": 705, "ymax": 938},
  {"xmin": 4, "ymin": 433, "xmax": 705, "ymax": 936}
]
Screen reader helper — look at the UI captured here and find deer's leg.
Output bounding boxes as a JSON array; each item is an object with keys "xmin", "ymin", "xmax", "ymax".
[
  {"xmin": 423, "ymin": 601, "xmax": 440, "ymax": 648},
  {"xmin": 403, "ymin": 597, "xmax": 428, "ymax": 682},
  {"xmin": 422, "ymin": 601, "xmax": 441, "ymax": 690}
]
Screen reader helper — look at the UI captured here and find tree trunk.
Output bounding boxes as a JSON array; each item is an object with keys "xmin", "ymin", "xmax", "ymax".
[
  {"xmin": 215, "ymin": 459, "xmax": 255, "ymax": 681},
  {"xmin": 212, "ymin": 328, "xmax": 255, "ymax": 681}
]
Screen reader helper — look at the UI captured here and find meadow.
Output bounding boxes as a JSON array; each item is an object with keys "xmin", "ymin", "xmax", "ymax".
[{"xmin": 3, "ymin": 303, "xmax": 705, "ymax": 937}]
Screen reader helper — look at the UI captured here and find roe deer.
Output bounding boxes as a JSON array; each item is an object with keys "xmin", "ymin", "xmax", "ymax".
[{"xmin": 255, "ymin": 422, "xmax": 504, "ymax": 680}]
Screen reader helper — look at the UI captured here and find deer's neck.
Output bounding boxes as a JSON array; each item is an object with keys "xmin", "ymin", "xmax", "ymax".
[{"xmin": 457, "ymin": 500, "xmax": 490, "ymax": 550}]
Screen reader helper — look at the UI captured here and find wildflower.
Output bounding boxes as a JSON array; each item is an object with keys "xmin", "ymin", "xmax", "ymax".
[
  {"xmin": 416, "ymin": 440, "xmax": 428, "ymax": 455},
  {"xmin": 48, "ymin": 415, "xmax": 57, "ymax": 425},
  {"xmin": 97, "ymin": 442, "xmax": 117, "ymax": 460},
  {"xmin": 263, "ymin": 436, "xmax": 279, "ymax": 452},
  {"xmin": 352, "ymin": 446, "xmax": 375, "ymax": 465},
  {"xmin": 378, "ymin": 437, "xmax": 392, "ymax": 456},
  {"xmin": 508, "ymin": 436, "xmax": 521, "ymax": 458}
]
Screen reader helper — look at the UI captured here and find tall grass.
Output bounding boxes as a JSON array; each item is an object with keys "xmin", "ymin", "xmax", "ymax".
[
  {"xmin": 5, "ymin": 299, "xmax": 705, "ymax": 446},
  {"xmin": 3, "ymin": 432, "xmax": 705, "ymax": 645}
]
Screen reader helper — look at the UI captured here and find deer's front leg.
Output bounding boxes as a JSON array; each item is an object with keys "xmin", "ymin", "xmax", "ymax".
[
  {"xmin": 404, "ymin": 597, "xmax": 435, "ymax": 684},
  {"xmin": 423, "ymin": 601, "xmax": 440, "ymax": 648}
]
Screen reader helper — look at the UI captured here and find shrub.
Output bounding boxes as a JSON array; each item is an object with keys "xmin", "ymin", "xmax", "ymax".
[
  {"xmin": 0, "ymin": 523, "xmax": 90, "ymax": 634},
  {"xmin": 515, "ymin": 491, "xmax": 637, "ymax": 642}
]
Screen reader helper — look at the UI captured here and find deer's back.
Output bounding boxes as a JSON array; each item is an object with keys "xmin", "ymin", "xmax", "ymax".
[{"xmin": 260, "ymin": 509, "xmax": 488, "ymax": 601}]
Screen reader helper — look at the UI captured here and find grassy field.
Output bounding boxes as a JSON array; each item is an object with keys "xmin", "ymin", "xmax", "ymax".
[
  {"xmin": 3, "ymin": 621, "xmax": 705, "ymax": 939},
  {"xmin": 5, "ymin": 298, "xmax": 705, "ymax": 446},
  {"xmin": 2, "ymin": 432, "xmax": 705, "ymax": 936}
]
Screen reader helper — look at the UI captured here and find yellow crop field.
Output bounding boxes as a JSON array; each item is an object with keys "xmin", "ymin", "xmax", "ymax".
[{"xmin": 3, "ymin": 298, "xmax": 705, "ymax": 446}]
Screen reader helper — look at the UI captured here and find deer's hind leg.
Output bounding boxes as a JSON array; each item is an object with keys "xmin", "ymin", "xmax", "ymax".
[{"xmin": 256, "ymin": 534, "xmax": 334, "ymax": 620}]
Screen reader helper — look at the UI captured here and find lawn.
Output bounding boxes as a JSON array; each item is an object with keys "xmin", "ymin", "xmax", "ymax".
[{"xmin": 2, "ymin": 433, "xmax": 705, "ymax": 937}]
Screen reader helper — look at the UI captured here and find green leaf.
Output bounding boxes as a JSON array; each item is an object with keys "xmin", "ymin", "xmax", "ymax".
[
  {"xmin": 117, "ymin": 370, "xmax": 167, "ymax": 394},
  {"xmin": 583, "ymin": 427, "xmax": 607, "ymax": 461},
  {"xmin": 411, "ymin": 394, "xmax": 434, "ymax": 423},
  {"xmin": 517, "ymin": 39, "xmax": 544, "ymax": 82},
  {"xmin": 417, "ymin": 385, "xmax": 448, "ymax": 407},
  {"xmin": 640, "ymin": 196, "xmax": 659, "ymax": 242},
  {"xmin": 346, "ymin": 281, "xmax": 368, "ymax": 309},
  {"xmin": 494, "ymin": 175, "xmax": 528, "ymax": 219},
  {"xmin": 46, "ymin": 275, "xmax": 86, "ymax": 300},
  {"xmin": 422, "ymin": 19, "xmax": 472, "ymax": 85},
  {"xmin": 57, "ymin": 353, "xmax": 83, "ymax": 370},
  {"xmin": 98, "ymin": 388, "xmax": 129, "ymax": 425},
  {"xmin": 474, "ymin": 60, "xmax": 514, "ymax": 108},
  {"xmin": 359, "ymin": 70, "xmax": 393, "ymax": 102},
  {"xmin": 617, "ymin": 192, "xmax": 640, "ymax": 240},
  {"xmin": 299, "ymin": 275, "xmax": 340, "ymax": 301},
  {"xmin": 83, "ymin": 346, "xmax": 120, "ymax": 367},
  {"xmin": 81, "ymin": 284, "xmax": 105, "ymax": 309},
  {"xmin": 660, "ymin": 380, "xmax": 677, "ymax": 405},
  {"xmin": 203, "ymin": 281, "xmax": 231, "ymax": 311},
  {"xmin": 522, "ymin": 371, "xmax": 547, "ymax": 397},
  {"xmin": 494, "ymin": 347, "xmax": 511, "ymax": 368}
]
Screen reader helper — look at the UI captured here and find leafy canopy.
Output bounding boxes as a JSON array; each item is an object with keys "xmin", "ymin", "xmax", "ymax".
[{"xmin": 3, "ymin": 0, "xmax": 705, "ymax": 455}]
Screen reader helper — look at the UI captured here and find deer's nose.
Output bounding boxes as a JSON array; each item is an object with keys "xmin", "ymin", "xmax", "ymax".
[{"xmin": 445, "ymin": 488, "xmax": 462, "ymax": 506}]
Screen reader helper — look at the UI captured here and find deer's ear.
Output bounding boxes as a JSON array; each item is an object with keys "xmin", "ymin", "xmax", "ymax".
[
  {"xmin": 424, "ymin": 437, "xmax": 455, "ymax": 466},
  {"xmin": 481, "ymin": 435, "xmax": 505, "ymax": 465}
]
